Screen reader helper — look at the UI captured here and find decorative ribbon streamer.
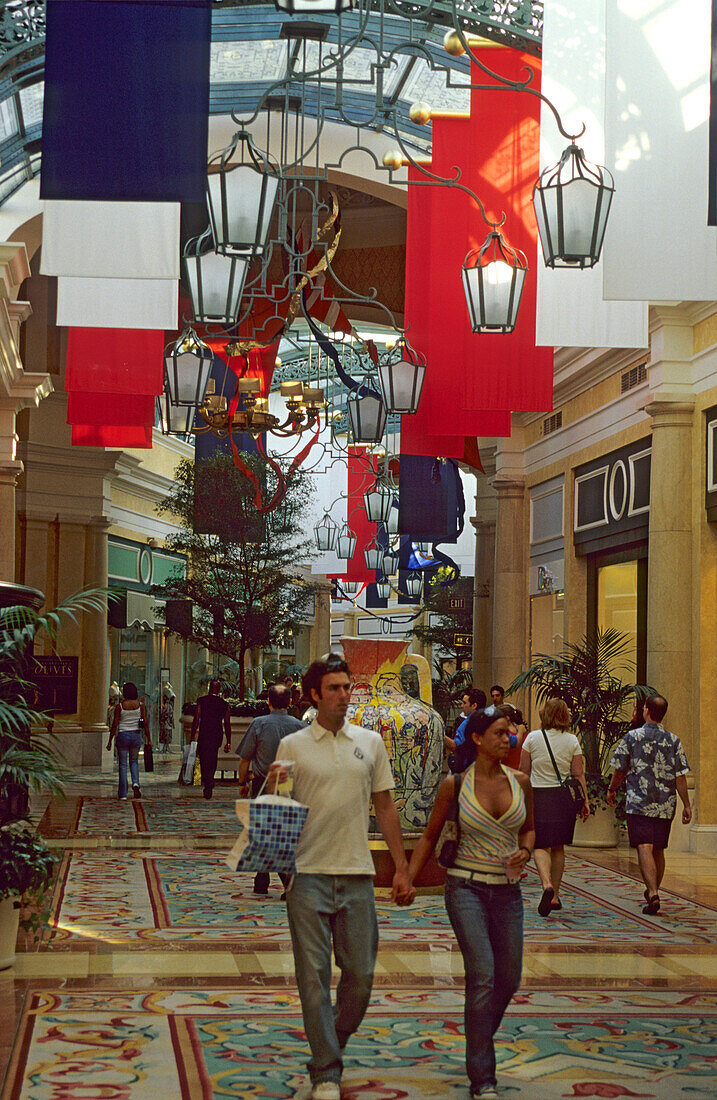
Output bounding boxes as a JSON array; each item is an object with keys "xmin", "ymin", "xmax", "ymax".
[{"xmin": 301, "ymin": 291, "xmax": 376, "ymax": 398}]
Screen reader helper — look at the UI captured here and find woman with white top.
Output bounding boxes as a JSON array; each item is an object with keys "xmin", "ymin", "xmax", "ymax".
[
  {"xmin": 107, "ymin": 681, "xmax": 151, "ymax": 800},
  {"xmin": 519, "ymin": 698, "xmax": 589, "ymax": 917}
]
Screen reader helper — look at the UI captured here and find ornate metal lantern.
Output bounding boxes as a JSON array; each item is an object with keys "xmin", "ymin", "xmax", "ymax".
[
  {"xmin": 183, "ymin": 231, "xmax": 248, "ymax": 325},
  {"xmin": 462, "ymin": 230, "xmax": 527, "ymax": 334},
  {"xmin": 206, "ymin": 131, "xmax": 280, "ymax": 258},
  {"xmin": 382, "ymin": 547, "xmax": 400, "ymax": 575},
  {"xmin": 364, "ymin": 538, "xmax": 383, "ymax": 571},
  {"xmin": 405, "ymin": 571, "xmax": 423, "ymax": 599},
  {"xmin": 158, "ymin": 394, "xmax": 196, "ymax": 437},
  {"xmin": 386, "ymin": 503, "xmax": 399, "ymax": 536},
  {"xmin": 376, "ymin": 578, "xmax": 392, "ymax": 600},
  {"xmin": 378, "ymin": 337, "xmax": 427, "ymax": 414},
  {"xmin": 533, "ymin": 144, "xmax": 615, "ymax": 269},
  {"xmin": 347, "ymin": 390, "xmax": 387, "ymax": 445},
  {"xmin": 364, "ymin": 481, "xmax": 394, "ymax": 524},
  {"xmin": 314, "ymin": 513, "xmax": 339, "ymax": 551},
  {"xmin": 336, "ymin": 524, "xmax": 357, "ymax": 559},
  {"xmin": 342, "ymin": 579, "xmax": 359, "ymax": 596},
  {"xmin": 164, "ymin": 327, "xmax": 214, "ymax": 408}
]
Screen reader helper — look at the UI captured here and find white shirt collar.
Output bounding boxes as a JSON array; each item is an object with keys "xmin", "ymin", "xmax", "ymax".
[{"xmin": 310, "ymin": 717, "xmax": 355, "ymax": 741}]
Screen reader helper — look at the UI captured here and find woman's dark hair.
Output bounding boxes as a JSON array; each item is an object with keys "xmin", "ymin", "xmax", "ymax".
[
  {"xmin": 122, "ymin": 681, "xmax": 139, "ymax": 700},
  {"xmin": 455, "ymin": 705, "xmax": 511, "ymax": 770}
]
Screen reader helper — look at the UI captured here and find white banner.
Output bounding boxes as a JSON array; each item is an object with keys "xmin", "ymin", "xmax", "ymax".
[
  {"xmin": 603, "ymin": 0, "xmax": 717, "ymax": 300},
  {"xmin": 536, "ymin": 0, "xmax": 647, "ymax": 347},
  {"xmin": 56, "ymin": 276, "xmax": 178, "ymax": 329},
  {"xmin": 41, "ymin": 200, "xmax": 180, "ymax": 279}
]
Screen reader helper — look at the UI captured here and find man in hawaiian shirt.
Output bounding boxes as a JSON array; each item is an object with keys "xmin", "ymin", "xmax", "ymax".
[{"xmin": 607, "ymin": 693, "xmax": 691, "ymax": 915}]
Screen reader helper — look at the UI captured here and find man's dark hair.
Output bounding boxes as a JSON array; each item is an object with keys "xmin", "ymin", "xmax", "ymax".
[
  {"xmin": 645, "ymin": 694, "xmax": 668, "ymax": 722},
  {"xmin": 209, "ymin": 679, "xmax": 222, "ymax": 694},
  {"xmin": 464, "ymin": 688, "xmax": 487, "ymax": 708},
  {"xmin": 122, "ymin": 681, "xmax": 138, "ymax": 700},
  {"xmin": 268, "ymin": 683, "xmax": 290, "ymax": 709},
  {"xmin": 302, "ymin": 656, "xmax": 350, "ymax": 700},
  {"xmin": 490, "ymin": 684, "xmax": 505, "ymax": 696}
]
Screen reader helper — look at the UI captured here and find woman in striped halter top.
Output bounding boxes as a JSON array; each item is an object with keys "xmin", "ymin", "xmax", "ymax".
[{"xmin": 408, "ymin": 707, "xmax": 535, "ymax": 1100}]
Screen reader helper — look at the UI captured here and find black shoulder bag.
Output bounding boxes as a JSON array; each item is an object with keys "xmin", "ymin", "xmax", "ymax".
[
  {"xmin": 437, "ymin": 772, "xmax": 465, "ymax": 868},
  {"xmin": 541, "ymin": 728, "xmax": 584, "ymax": 816}
]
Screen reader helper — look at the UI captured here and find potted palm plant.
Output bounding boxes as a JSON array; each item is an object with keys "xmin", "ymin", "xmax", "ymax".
[
  {"xmin": 0, "ymin": 585, "xmax": 111, "ymax": 966},
  {"xmin": 508, "ymin": 628, "xmax": 653, "ymax": 847}
]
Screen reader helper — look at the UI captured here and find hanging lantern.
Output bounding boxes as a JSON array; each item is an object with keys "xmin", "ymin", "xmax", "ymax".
[
  {"xmin": 336, "ymin": 524, "xmax": 357, "ymax": 559},
  {"xmin": 364, "ymin": 538, "xmax": 383, "ymax": 571},
  {"xmin": 183, "ymin": 231, "xmax": 248, "ymax": 325},
  {"xmin": 533, "ymin": 144, "xmax": 615, "ymax": 269},
  {"xmin": 386, "ymin": 502, "xmax": 399, "ymax": 536},
  {"xmin": 405, "ymin": 571, "xmax": 423, "ymax": 599},
  {"xmin": 342, "ymin": 579, "xmax": 359, "ymax": 596},
  {"xmin": 158, "ymin": 394, "xmax": 196, "ymax": 437},
  {"xmin": 314, "ymin": 514, "xmax": 339, "ymax": 551},
  {"xmin": 376, "ymin": 579, "xmax": 392, "ymax": 600},
  {"xmin": 347, "ymin": 390, "xmax": 387, "ymax": 445},
  {"xmin": 164, "ymin": 327, "xmax": 214, "ymax": 407},
  {"xmin": 364, "ymin": 481, "xmax": 394, "ymax": 524},
  {"xmin": 462, "ymin": 230, "xmax": 527, "ymax": 334},
  {"xmin": 274, "ymin": 0, "xmax": 353, "ymax": 11},
  {"xmin": 206, "ymin": 131, "xmax": 280, "ymax": 258},
  {"xmin": 382, "ymin": 547, "xmax": 400, "ymax": 575},
  {"xmin": 378, "ymin": 337, "xmax": 427, "ymax": 414}
]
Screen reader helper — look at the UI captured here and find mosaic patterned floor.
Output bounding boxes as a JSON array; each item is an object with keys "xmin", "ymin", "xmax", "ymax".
[
  {"xmin": 48, "ymin": 848, "xmax": 717, "ymax": 948},
  {"xmin": 4, "ymin": 987, "xmax": 717, "ymax": 1099},
  {"xmin": 65, "ymin": 795, "xmax": 242, "ymax": 837}
]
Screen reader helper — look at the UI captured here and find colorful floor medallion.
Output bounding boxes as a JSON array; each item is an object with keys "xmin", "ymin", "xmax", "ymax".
[
  {"xmin": 48, "ymin": 849, "xmax": 717, "ymax": 948},
  {"xmin": 4, "ymin": 988, "xmax": 717, "ymax": 1099}
]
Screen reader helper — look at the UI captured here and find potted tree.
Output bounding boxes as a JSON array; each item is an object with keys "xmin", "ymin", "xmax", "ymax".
[
  {"xmin": 0, "ymin": 586, "xmax": 110, "ymax": 965},
  {"xmin": 508, "ymin": 628, "xmax": 653, "ymax": 847}
]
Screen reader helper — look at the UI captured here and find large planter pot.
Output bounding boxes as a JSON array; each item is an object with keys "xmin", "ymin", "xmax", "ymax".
[
  {"xmin": 572, "ymin": 802, "xmax": 619, "ymax": 848},
  {"xmin": 343, "ymin": 637, "xmax": 445, "ymax": 832},
  {"xmin": 0, "ymin": 896, "xmax": 20, "ymax": 970}
]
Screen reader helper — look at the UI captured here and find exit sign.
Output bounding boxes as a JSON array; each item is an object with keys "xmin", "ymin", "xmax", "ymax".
[{"xmin": 449, "ymin": 598, "xmax": 466, "ymax": 609}]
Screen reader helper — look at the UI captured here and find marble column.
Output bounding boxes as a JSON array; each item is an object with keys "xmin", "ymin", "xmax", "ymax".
[
  {"xmin": 79, "ymin": 518, "xmax": 110, "ymax": 766},
  {"xmin": 0, "ymin": 459, "xmax": 22, "ymax": 583},
  {"xmin": 311, "ymin": 582, "xmax": 332, "ymax": 660},
  {"xmin": 645, "ymin": 397, "xmax": 695, "ymax": 764},
  {"xmin": 471, "ymin": 519, "xmax": 495, "ymax": 690},
  {"xmin": 490, "ymin": 478, "xmax": 527, "ymax": 695}
]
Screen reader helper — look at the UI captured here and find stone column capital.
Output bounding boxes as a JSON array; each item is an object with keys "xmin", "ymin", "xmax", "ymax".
[
  {"xmin": 0, "ymin": 457, "xmax": 23, "ymax": 486},
  {"xmin": 644, "ymin": 396, "xmax": 695, "ymax": 428},
  {"xmin": 489, "ymin": 476, "xmax": 525, "ymax": 499},
  {"xmin": 470, "ymin": 517, "xmax": 496, "ymax": 535}
]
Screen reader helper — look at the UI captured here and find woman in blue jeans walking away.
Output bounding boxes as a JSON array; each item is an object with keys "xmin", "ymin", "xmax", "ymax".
[
  {"xmin": 107, "ymin": 682, "xmax": 151, "ymax": 800},
  {"xmin": 408, "ymin": 707, "xmax": 535, "ymax": 1099}
]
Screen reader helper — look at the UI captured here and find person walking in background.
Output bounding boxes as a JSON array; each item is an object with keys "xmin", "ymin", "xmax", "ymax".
[
  {"xmin": 445, "ymin": 688, "xmax": 487, "ymax": 759},
  {"xmin": 520, "ymin": 698, "xmax": 589, "ymax": 917},
  {"xmin": 270, "ymin": 655, "xmax": 414, "ymax": 1100},
  {"xmin": 107, "ymin": 682, "xmax": 151, "ymax": 801},
  {"xmin": 237, "ymin": 682, "xmax": 305, "ymax": 896},
  {"xmin": 607, "ymin": 693, "xmax": 691, "ymax": 915},
  {"xmin": 408, "ymin": 707, "xmax": 535, "ymax": 1099},
  {"xmin": 190, "ymin": 679, "xmax": 232, "ymax": 800}
]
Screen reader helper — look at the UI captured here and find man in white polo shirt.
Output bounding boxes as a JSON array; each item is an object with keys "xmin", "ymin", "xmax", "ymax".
[{"xmin": 271, "ymin": 654, "xmax": 414, "ymax": 1100}]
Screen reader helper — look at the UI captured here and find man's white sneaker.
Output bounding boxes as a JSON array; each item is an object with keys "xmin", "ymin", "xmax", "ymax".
[{"xmin": 311, "ymin": 1083, "xmax": 341, "ymax": 1100}]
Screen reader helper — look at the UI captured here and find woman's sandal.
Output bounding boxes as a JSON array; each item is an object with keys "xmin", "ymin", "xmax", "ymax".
[
  {"xmin": 538, "ymin": 887, "xmax": 555, "ymax": 917},
  {"xmin": 642, "ymin": 894, "xmax": 661, "ymax": 915},
  {"xmin": 550, "ymin": 899, "xmax": 562, "ymax": 910}
]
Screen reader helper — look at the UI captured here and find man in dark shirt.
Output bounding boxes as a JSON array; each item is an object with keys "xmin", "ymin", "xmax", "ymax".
[
  {"xmin": 190, "ymin": 679, "xmax": 231, "ymax": 800},
  {"xmin": 238, "ymin": 682, "xmax": 305, "ymax": 895}
]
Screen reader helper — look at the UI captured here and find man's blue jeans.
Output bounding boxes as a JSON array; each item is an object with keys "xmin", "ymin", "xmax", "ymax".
[
  {"xmin": 286, "ymin": 873, "xmax": 378, "ymax": 1085},
  {"xmin": 444, "ymin": 877, "xmax": 523, "ymax": 1091},
  {"xmin": 116, "ymin": 730, "xmax": 143, "ymax": 798}
]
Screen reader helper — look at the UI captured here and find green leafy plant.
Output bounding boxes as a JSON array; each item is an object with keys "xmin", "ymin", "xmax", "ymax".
[
  {"xmin": 508, "ymin": 628, "xmax": 653, "ymax": 809},
  {"xmin": 430, "ymin": 662, "xmax": 473, "ymax": 723},
  {"xmin": 0, "ymin": 821, "xmax": 56, "ymax": 940}
]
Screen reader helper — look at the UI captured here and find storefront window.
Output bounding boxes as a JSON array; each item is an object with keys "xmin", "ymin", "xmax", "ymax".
[{"xmin": 596, "ymin": 560, "xmax": 638, "ymax": 674}]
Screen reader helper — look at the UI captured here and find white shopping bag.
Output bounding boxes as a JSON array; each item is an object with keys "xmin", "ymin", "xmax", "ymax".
[{"xmin": 182, "ymin": 741, "xmax": 197, "ymax": 784}]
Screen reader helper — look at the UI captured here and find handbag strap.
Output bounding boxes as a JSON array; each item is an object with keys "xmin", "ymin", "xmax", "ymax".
[
  {"xmin": 449, "ymin": 770, "xmax": 465, "ymax": 818},
  {"xmin": 541, "ymin": 727, "xmax": 565, "ymax": 785}
]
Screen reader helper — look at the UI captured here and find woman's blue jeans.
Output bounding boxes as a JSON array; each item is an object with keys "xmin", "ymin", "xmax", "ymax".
[
  {"xmin": 116, "ymin": 730, "xmax": 143, "ymax": 798},
  {"xmin": 445, "ymin": 877, "xmax": 523, "ymax": 1091}
]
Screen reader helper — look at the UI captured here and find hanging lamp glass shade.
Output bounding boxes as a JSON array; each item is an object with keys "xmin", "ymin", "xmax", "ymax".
[
  {"xmin": 376, "ymin": 579, "xmax": 391, "ymax": 600},
  {"xmin": 378, "ymin": 337, "xmax": 427, "ymax": 414},
  {"xmin": 386, "ymin": 503, "xmax": 399, "ymax": 535},
  {"xmin": 336, "ymin": 524, "xmax": 357, "ymax": 559},
  {"xmin": 342, "ymin": 579, "xmax": 359, "ymax": 596},
  {"xmin": 159, "ymin": 393, "xmax": 196, "ymax": 437},
  {"xmin": 314, "ymin": 513, "xmax": 339, "ymax": 551},
  {"xmin": 405, "ymin": 570, "xmax": 423, "ymax": 599},
  {"xmin": 274, "ymin": 0, "xmax": 353, "ymax": 11},
  {"xmin": 206, "ymin": 131, "xmax": 280, "ymax": 258},
  {"xmin": 462, "ymin": 230, "xmax": 527, "ymax": 334},
  {"xmin": 183, "ymin": 234, "xmax": 248, "ymax": 325},
  {"xmin": 382, "ymin": 547, "xmax": 400, "ymax": 575},
  {"xmin": 364, "ymin": 539, "xmax": 383, "ymax": 571},
  {"xmin": 164, "ymin": 327, "xmax": 214, "ymax": 407},
  {"xmin": 533, "ymin": 144, "xmax": 615, "ymax": 269},
  {"xmin": 364, "ymin": 481, "xmax": 394, "ymax": 524},
  {"xmin": 347, "ymin": 390, "xmax": 387, "ymax": 445}
]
